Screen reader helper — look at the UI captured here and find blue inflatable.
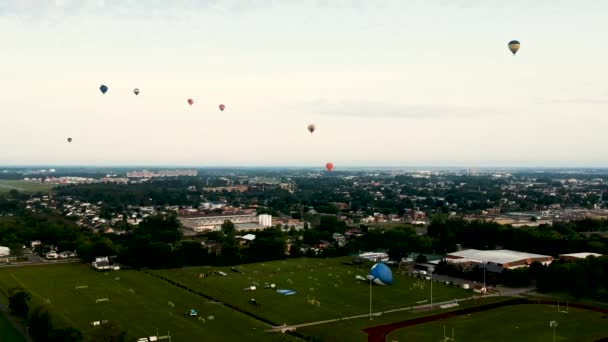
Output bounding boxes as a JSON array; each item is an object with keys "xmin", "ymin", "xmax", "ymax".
[{"xmin": 369, "ymin": 263, "xmax": 393, "ymax": 285}]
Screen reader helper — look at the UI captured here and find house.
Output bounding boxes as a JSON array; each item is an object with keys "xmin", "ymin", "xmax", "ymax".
[
  {"xmin": 92, "ymin": 257, "xmax": 111, "ymax": 270},
  {"xmin": 316, "ymin": 240, "xmax": 332, "ymax": 249},
  {"xmin": 332, "ymin": 233, "xmax": 346, "ymax": 247},
  {"xmin": 0, "ymin": 255, "xmax": 17, "ymax": 263},
  {"xmin": 236, "ymin": 234, "xmax": 256, "ymax": 246},
  {"xmin": 0, "ymin": 246, "xmax": 10, "ymax": 256},
  {"xmin": 201, "ymin": 240, "xmax": 222, "ymax": 256}
]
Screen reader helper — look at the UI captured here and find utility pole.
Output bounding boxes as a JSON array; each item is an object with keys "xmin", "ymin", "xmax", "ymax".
[
  {"xmin": 367, "ymin": 275, "xmax": 374, "ymax": 320},
  {"xmin": 483, "ymin": 260, "xmax": 486, "ymax": 291},
  {"xmin": 429, "ymin": 266, "xmax": 435, "ymax": 310}
]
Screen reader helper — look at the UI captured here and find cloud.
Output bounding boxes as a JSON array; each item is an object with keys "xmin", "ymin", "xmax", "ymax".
[
  {"xmin": 531, "ymin": 97, "xmax": 608, "ymax": 105},
  {"xmin": 298, "ymin": 99, "xmax": 499, "ymax": 119}
]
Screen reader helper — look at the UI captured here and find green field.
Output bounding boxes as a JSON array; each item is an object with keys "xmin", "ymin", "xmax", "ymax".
[
  {"xmin": 0, "ymin": 264, "xmax": 297, "ymax": 342},
  {"xmin": 388, "ymin": 304, "xmax": 608, "ymax": 342},
  {"xmin": 0, "ymin": 310, "xmax": 26, "ymax": 342},
  {"xmin": 153, "ymin": 257, "xmax": 470, "ymax": 326},
  {"xmin": 298, "ymin": 296, "xmax": 511, "ymax": 342},
  {"xmin": 0, "ymin": 180, "xmax": 55, "ymax": 194}
]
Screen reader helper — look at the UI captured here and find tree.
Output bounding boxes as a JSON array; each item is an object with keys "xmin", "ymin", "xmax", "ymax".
[
  {"xmin": 49, "ymin": 327, "xmax": 83, "ymax": 342},
  {"xmin": 8, "ymin": 288, "xmax": 31, "ymax": 319},
  {"xmin": 221, "ymin": 220, "xmax": 235, "ymax": 236},
  {"xmin": 28, "ymin": 306, "xmax": 53, "ymax": 342},
  {"xmin": 415, "ymin": 254, "xmax": 428, "ymax": 263}
]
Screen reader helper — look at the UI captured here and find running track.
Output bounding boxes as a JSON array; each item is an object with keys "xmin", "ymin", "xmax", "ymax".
[{"xmin": 363, "ymin": 298, "xmax": 608, "ymax": 342}]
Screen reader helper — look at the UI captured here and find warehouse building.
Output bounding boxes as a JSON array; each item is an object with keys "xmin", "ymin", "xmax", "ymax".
[
  {"xmin": 446, "ymin": 249, "xmax": 553, "ymax": 272},
  {"xmin": 559, "ymin": 252, "xmax": 603, "ymax": 262}
]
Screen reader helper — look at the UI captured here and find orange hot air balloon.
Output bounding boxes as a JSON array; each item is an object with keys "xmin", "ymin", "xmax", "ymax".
[
  {"xmin": 219, "ymin": 104, "xmax": 225, "ymax": 111},
  {"xmin": 325, "ymin": 162, "xmax": 334, "ymax": 171},
  {"xmin": 188, "ymin": 98, "xmax": 194, "ymax": 106}
]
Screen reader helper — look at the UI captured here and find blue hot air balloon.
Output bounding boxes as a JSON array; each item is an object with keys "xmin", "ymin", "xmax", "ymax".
[
  {"xmin": 369, "ymin": 263, "xmax": 393, "ymax": 285},
  {"xmin": 99, "ymin": 85, "xmax": 108, "ymax": 94}
]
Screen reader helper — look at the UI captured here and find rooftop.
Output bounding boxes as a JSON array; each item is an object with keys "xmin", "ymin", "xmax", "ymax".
[
  {"xmin": 447, "ymin": 249, "xmax": 552, "ymax": 265},
  {"xmin": 559, "ymin": 252, "xmax": 603, "ymax": 259}
]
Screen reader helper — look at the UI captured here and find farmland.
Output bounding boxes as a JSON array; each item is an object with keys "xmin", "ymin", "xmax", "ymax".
[
  {"xmin": 0, "ymin": 264, "xmax": 297, "ymax": 342},
  {"xmin": 0, "ymin": 180, "xmax": 54, "ymax": 194},
  {"xmin": 152, "ymin": 257, "xmax": 469, "ymax": 326},
  {"xmin": 387, "ymin": 303, "xmax": 608, "ymax": 342}
]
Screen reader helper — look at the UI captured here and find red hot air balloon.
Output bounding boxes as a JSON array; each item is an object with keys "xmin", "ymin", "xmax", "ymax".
[
  {"xmin": 188, "ymin": 98, "xmax": 194, "ymax": 106},
  {"xmin": 325, "ymin": 162, "xmax": 334, "ymax": 171},
  {"xmin": 219, "ymin": 104, "xmax": 225, "ymax": 111}
]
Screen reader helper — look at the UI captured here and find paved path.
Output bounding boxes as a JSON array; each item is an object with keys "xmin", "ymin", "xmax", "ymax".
[
  {"xmin": 267, "ymin": 295, "xmax": 484, "ymax": 333},
  {"xmin": 266, "ymin": 286, "xmax": 536, "ymax": 333}
]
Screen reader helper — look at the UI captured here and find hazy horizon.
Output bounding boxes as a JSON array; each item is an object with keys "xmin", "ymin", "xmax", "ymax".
[{"xmin": 3, "ymin": 1, "xmax": 608, "ymax": 166}]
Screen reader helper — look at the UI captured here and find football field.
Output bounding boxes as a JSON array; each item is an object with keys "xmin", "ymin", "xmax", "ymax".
[
  {"xmin": 153, "ymin": 257, "xmax": 469, "ymax": 326},
  {"xmin": 387, "ymin": 303, "xmax": 608, "ymax": 342},
  {"xmin": 0, "ymin": 264, "xmax": 297, "ymax": 341}
]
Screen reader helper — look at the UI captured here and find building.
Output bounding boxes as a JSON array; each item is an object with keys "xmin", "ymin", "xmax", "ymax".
[
  {"xmin": 0, "ymin": 246, "xmax": 9, "ymax": 256},
  {"xmin": 126, "ymin": 169, "xmax": 197, "ymax": 178},
  {"xmin": 359, "ymin": 252, "xmax": 389, "ymax": 263},
  {"xmin": 446, "ymin": 249, "xmax": 553, "ymax": 272},
  {"xmin": 92, "ymin": 257, "xmax": 111, "ymax": 270},
  {"xmin": 258, "ymin": 214, "xmax": 272, "ymax": 227},
  {"xmin": 0, "ymin": 255, "xmax": 17, "ymax": 263},
  {"xmin": 180, "ymin": 213, "xmax": 272, "ymax": 232},
  {"xmin": 559, "ymin": 252, "xmax": 603, "ymax": 262}
]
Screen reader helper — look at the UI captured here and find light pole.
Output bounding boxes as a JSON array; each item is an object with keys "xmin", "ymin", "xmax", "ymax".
[
  {"xmin": 428, "ymin": 266, "xmax": 435, "ymax": 310},
  {"xmin": 366, "ymin": 275, "xmax": 374, "ymax": 320},
  {"xmin": 550, "ymin": 321, "xmax": 558, "ymax": 342}
]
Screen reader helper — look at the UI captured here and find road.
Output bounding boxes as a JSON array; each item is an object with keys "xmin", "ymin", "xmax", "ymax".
[{"xmin": 0, "ymin": 257, "xmax": 82, "ymax": 268}]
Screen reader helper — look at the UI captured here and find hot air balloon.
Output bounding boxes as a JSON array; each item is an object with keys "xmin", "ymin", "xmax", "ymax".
[
  {"xmin": 308, "ymin": 124, "xmax": 316, "ymax": 134},
  {"xmin": 508, "ymin": 40, "xmax": 520, "ymax": 55},
  {"xmin": 219, "ymin": 104, "xmax": 225, "ymax": 111},
  {"xmin": 325, "ymin": 162, "xmax": 334, "ymax": 171},
  {"xmin": 67, "ymin": 138, "xmax": 72, "ymax": 143},
  {"xmin": 188, "ymin": 98, "xmax": 194, "ymax": 106},
  {"xmin": 99, "ymin": 85, "xmax": 108, "ymax": 94},
  {"xmin": 133, "ymin": 88, "xmax": 140, "ymax": 96}
]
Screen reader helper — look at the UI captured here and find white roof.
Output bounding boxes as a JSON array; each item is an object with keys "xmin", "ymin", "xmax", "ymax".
[
  {"xmin": 0, "ymin": 246, "xmax": 10, "ymax": 256},
  {"xmin": 447, "ymin": 249, "xmax": 551, "ymax": 265},
  {"xmin": 241, "ymin": 234, "xmax": 256, "ymax": 241},
  {"xmin": 559, "ymin": 252, "xmax": 603, "ymax": 259}
]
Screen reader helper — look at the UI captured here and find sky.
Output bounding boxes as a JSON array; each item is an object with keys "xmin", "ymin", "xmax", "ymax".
[{"xmin": 2, "ymin": 0, "xmax": 608, "ymax": 167}]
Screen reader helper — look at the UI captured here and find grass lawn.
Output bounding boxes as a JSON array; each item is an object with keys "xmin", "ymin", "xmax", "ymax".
[
  {"xmin": 387, "ymin": 304, "xmax": 608, "ymax": 342},
  {"xmin": 0, "ymin": 310, "xmax": 26, "ymax": 342},
  {"xmin": 0, "ymin": 264, "xmax": 297, "ymax": 342},
  {"xmin": 0, "ymin": 180, "xmax": 55, "ymax": 194},
  {"xmin": 152, "ymin": 257, "xmax": 470, "ymax": 326}
]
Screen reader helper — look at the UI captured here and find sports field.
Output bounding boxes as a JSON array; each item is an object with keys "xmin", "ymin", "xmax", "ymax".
[
  {"xmin": 0, "ymin": 180, "xmax": 55, "ymax": 194},
  {"xmin": 153, "ymin": 257, "xmax": 469, "ymax": 326},
  {"xmin": 387, "ymin": 303, "xmax": 608, "ymax": 342},
  {"xmin": 0, "ymin": 264, "xmax": 297, "ymax": 341}
]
